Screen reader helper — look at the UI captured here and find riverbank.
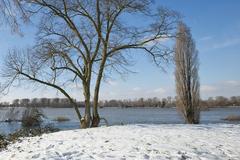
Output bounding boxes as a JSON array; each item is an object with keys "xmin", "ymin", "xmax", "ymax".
[
  {"xmin": 1, "ymin": 124, "xmax": 240, "ymax": 159},
  {"xmin": 0, "ymin": 126, "xmax": 59, "ymax": 151}
]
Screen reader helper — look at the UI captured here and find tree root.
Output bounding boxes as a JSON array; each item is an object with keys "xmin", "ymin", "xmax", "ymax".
[{"xmin": 100, "ymin": 117, "xmax": 109, "ymax": 127}]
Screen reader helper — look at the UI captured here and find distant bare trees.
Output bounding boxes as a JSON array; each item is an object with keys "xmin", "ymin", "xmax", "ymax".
[
  {"xmin": 1, "ymin": 1, "xmax": 180, "ymax": 128},
  {"xmin": 0, "ymin": 97, "xmax": 175, "ymax": 108},
  {"xmin": 202, "ymin": 96, "xmax": 240, "ymax": 107},
  {"xmin": 175, "ymin": 23, "xmax": 200, "ymax": 124},
  {"xmin": 1, "ymin": 96, "xmax": 240, "ymax": 109},
  {"xmin": 100, "ymin": 97, "xmax": 175, "ymax": 108}
]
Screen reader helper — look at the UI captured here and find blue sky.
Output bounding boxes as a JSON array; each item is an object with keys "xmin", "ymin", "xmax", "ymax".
[{"xmin": 0, "ymin": 0, "xmax": 240, "ymax": 102}]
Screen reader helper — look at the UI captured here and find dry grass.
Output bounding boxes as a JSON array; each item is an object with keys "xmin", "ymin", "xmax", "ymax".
[
  {"xmin": 53, "ymin": 116, "xmax": 70, "ymax": 122},
  {"xmin": 223, "ymin": 115, "xmax": 240, "ymax": 121}
]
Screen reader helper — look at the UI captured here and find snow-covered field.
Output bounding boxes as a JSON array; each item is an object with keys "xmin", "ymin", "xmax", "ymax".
[{"xmin": 1, "ymin": 124, "xmax": 240, "ymax": 160}]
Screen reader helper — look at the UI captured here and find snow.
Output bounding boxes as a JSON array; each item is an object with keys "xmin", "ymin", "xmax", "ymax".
[{"xmin": 1, "ymin": 124, "xmax": 240, "ymax": 160}]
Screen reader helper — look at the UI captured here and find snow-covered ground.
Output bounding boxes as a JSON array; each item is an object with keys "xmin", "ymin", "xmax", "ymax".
[{"xmin": 1, "ymin": 124, "xmax": 240, "ymax": 160}]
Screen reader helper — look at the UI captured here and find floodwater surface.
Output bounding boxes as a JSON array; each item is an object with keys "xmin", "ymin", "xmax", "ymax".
[{"xmin": 0, "ymin": 107, "xmax": 240, "ymax": 134}]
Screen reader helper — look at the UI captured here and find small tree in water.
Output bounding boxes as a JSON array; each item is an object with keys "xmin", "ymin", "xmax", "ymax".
[
  {"xmin": 21, "ymin": 107, "xmax": 44, "ymax": 128},
  {"xmin": 175, "ymin": 22, "xmax": 200, "ymax": 124}
]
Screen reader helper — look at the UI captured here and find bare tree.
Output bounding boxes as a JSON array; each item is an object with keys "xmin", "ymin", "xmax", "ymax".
[
  {"xmin": 0, "ymin": 0, "xmax": 28, "ymax": 34},
  {"xmin": 175, "ymin": 22, "xmax": 200, "ymax": 124},
  {"xmin": 1, "ymin": 0, "xmax": 180, "ymax": 128}
]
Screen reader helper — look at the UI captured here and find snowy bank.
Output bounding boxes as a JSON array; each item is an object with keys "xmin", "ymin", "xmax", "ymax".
[{"xmin": 1, "ymin": 124, "xmax": 240, "ymax": 160}]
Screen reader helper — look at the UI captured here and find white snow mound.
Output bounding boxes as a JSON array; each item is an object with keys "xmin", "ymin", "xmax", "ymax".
[{"xmin": 1, "ymin": 124, "xmax": 240, "ymax": 160}]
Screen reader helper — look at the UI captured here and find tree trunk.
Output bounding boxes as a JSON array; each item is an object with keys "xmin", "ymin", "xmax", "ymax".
[
  {"xmin": 91, "ymin": 84, "xmax": 101, "ymax": 127},
  {"xmin": 91, "ymin": 80, "xmax": 101, "ymax": 127},
  {"xmin": 81, "ymin": 81, "xmax": 91, "ymax": 128},
  {"xmin": 185, "ymin": 107, "xmax": 199, "ymax": 124},
  {"xmin": 91, "ymin": 55, "xmax": 107, "ymax": 127},
  {"xmin": 72, "ymin": 102, "xmax": 82, "ymax": 124}
]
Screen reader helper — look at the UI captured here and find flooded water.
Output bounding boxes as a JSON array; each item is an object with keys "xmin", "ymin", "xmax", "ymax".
[{"xmin": 0, "ymin": 107, "xmax": 240, "ymax": 135}]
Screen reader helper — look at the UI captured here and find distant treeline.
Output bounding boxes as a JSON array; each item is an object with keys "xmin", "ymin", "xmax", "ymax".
[
  {"xmin": 0, "ymin": 96, "xmax": 240, "ymax": 108},
  {"xmin": 0, "ymin": 98, "xmax": 82, "ymax": 108},
  {"xmin": 99, "ymin": 96, "xmax": 240, "ymax": 108}
]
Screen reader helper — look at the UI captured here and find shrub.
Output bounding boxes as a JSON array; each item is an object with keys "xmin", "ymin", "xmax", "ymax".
[
  {"xmin": 9, "ymin": 124, "xmax": 59, "ymax": 141},
  {"xmin": 223, "ymin": 115, "xmax": 240, "ymax": 121},
  {"xmin": 53, "ymin": 116, "xmax": 70, "ymax": 122},
  {"xmin": 1, "ymin": 125, "xmax": 59, "ymax": 149},
  {"xmin": 0, "ymin": 134, "xmax": 8, "ymax": 150},
  {"xmin": 4, "ymin": 107, "xmax": 21, "ymax": 122},
  {"xmin": 21, "ymin": 107, "xmax": 45, "ymax": 128}
]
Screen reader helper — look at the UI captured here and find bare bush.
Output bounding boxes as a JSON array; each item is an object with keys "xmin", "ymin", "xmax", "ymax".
[
  {"xmin": 223, "ymin": 115, "xmax": 240, "ymax": 121},
  {"xmin": 0, "ymin": 134, "xmax": 8, "ymax": 150},
  {"xmin": 53, "ymin": 116, "xmax": 70, "ymax": 122},
  {"xmin": 21, "ymin": 107, "xmax": 44, "ymax": 128},
  {"xmin": 4, "ymin": 107, "xmax": 21, "ymax": 122}
]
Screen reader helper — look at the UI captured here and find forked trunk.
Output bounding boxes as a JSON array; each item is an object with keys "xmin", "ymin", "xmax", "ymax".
[{"xmin": 91, "ymin": 55, "xmax": 107, "ymax": 127}]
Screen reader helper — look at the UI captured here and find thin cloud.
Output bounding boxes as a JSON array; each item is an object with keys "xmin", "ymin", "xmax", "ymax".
[
  {"xmin": 212, "ymin": 37, "xmax": 240, "ymax": 50},
  {"xmin": 106, "ymin": 80, "xmax": 118, "ymax": 86},
  {"xmin": 201, "ymin": 85, "xmax": 217, "ymax": 92},
  {"xmin": 132, "ymin": 87, "xmax": 141, "ymax": 91},
  {"xmin": 199, "ymin": 36, "xmax": 212, "ymax": 41},
  {"xmin": 201, "ymin": 80, "xmax": 240, "ymax": 98},
  {"xmin": 153, "ymin": 88, "xmax": 166, "ymax": 94},
  {"xmin": 199, "ymin": 37, "xmax": 240, "ymax": 52},
  {"xmin": 224, "ymin": 80, "xmax": 240, "ymax": 86}
]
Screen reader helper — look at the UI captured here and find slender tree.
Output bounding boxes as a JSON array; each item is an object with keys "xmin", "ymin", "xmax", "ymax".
[
  {"xmin": 1, "ymin": 0, "xmax": 180, "ymax": 128},
  {"xmin": 175, "ymin": 22, "xmax": 200, "ymax": 124}
]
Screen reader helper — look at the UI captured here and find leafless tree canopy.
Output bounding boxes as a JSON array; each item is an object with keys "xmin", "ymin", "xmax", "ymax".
[
  {"xmin": 175, "ymin": 22, "xmax": 200, "ymax": 124},
  {"xmin": 0, "ymin": 0, "xmax": 29, "ymax": 33},
  {"xmin": 1, "ymin": 0, "xmax": 181, "ymax": 128}
]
